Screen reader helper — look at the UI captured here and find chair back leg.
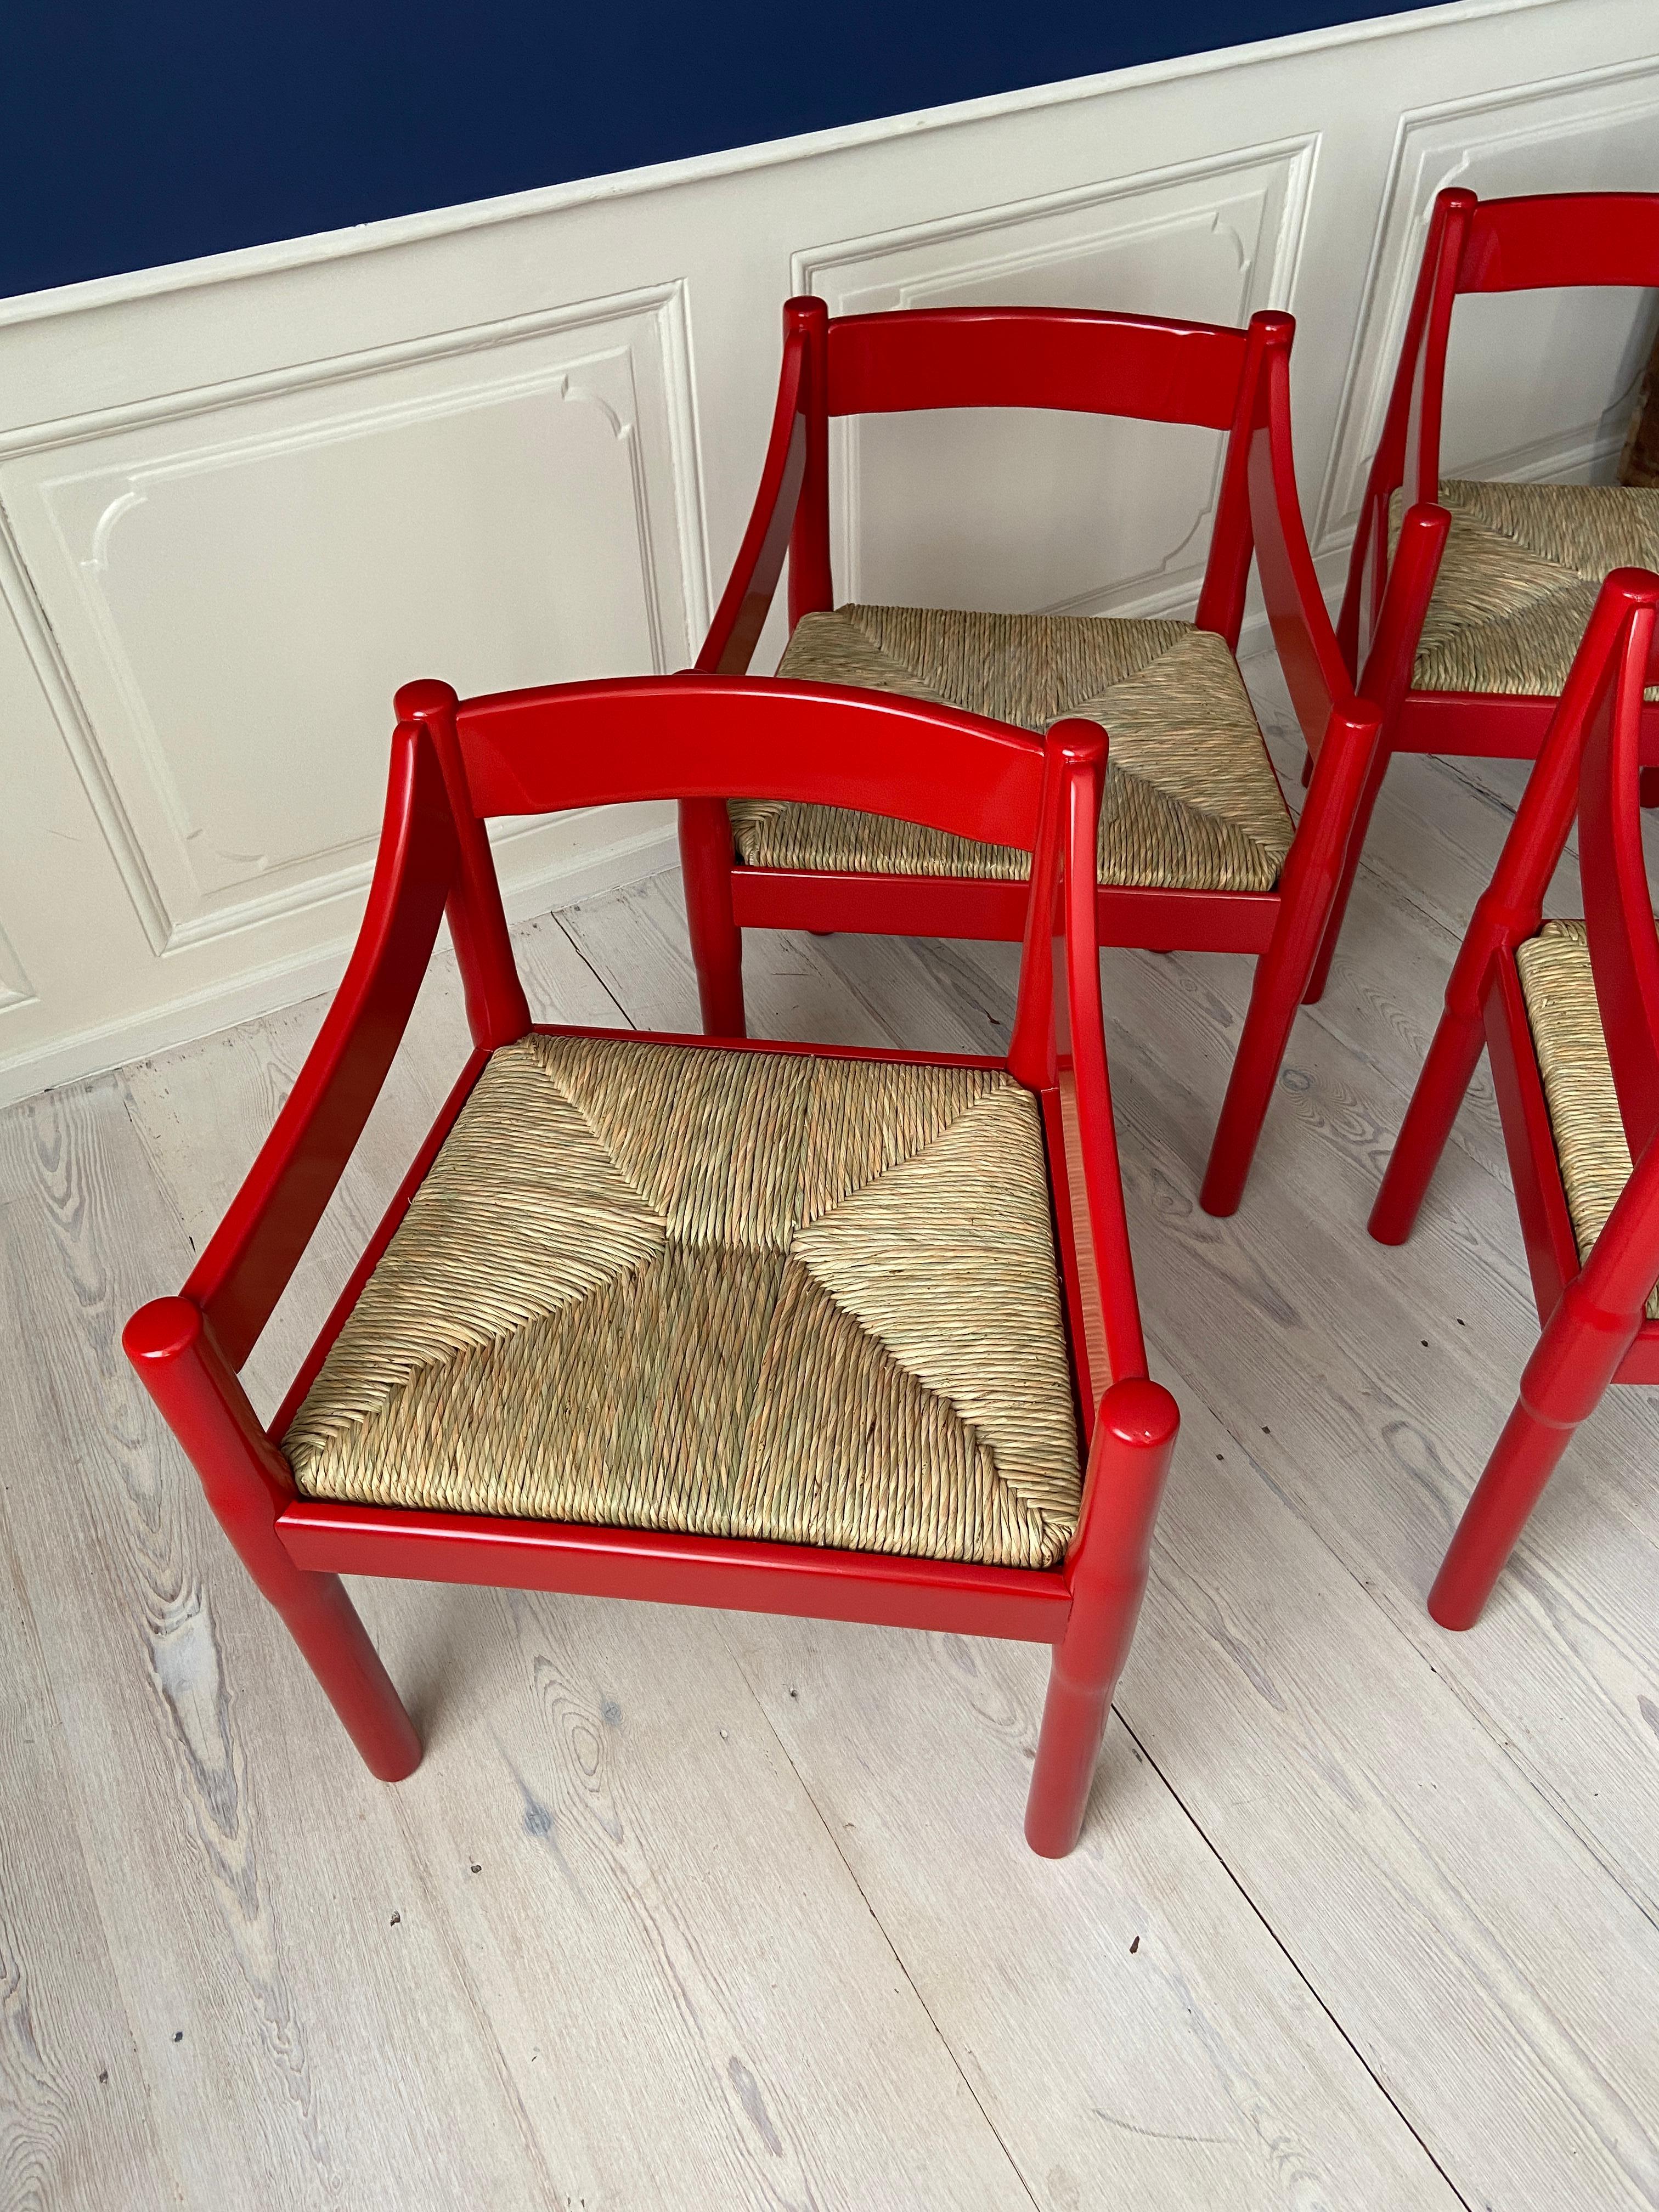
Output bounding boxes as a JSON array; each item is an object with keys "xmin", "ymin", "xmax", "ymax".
[
  {"xmin": 1026, "ymin": 1380, "xmax": 1178, "ymax": 1857},
  {"xmin": 1368, "ymin": 998, "xmax": 1488, "ymax": 1244},
  {"xmin": 678, "ymin": 799, "xmax": 748, "ymax": 1037}
]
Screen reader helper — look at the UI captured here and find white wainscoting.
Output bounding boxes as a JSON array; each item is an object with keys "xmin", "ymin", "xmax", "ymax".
[{"xmin": 0, "ymin": 0, "xmax": 1654, "ymax": 1102}]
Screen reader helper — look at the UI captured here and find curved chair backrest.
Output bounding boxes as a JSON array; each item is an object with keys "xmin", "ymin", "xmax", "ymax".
[
  {"xmin": 1384, "ymin": 188, "xmax": 1659, "ymax": 511},
  {"xmin": 187, "ymin": 670, "xmax": 1152, "ymax": 1385},
  {"xmin": 702, "ymin": 296, "xmax": 1299, "ymax": 671},
  {"xmin": 1342, "ymin": 189, "xmax": 1659, "ymax": 667}
]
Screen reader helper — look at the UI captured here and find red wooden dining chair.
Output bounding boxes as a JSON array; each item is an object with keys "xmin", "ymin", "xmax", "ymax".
[
  {"xmin": 1323, "ymin": 187, "xmax": 1659, "ymax": 993},
  {"xmin": 123, "ymin": 669, "xmax": 1181, "ymax": 1858},
  {"xmin": 1369, "ymin": 566, "xmax": 1659, "ymax": 1627},
  {"xmin": 683, "ymin": 297, "xmax": 1412, "ymax": 1217}
]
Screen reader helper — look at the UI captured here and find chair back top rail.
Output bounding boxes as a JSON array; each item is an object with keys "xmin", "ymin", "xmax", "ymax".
[
  {"xmin": 1457, "ymin": 191, "xmax": 1659, "ymax": 295},
  {"xmin": 822, "ymin": 303, "xmax": 1251, "ymax": 429}
]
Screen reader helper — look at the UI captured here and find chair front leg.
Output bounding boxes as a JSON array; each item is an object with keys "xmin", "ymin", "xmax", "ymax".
[
  {"xmin": 1026, "ymin": 1380, "xmax": 1178, "ymax": 1858},
  {"xmin": 1428, "ymin": 1280, "xmax": 1639, "ymax": 1629},
  {"xmin": 125, "ymin": 1299, "xmax": 421, "ymax": 1782},
  {"xmin": 678, "ymin": 799, "xmax": 747, "ymax": 1037}
]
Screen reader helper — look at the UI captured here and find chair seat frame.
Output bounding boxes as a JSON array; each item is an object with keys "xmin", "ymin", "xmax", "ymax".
[
  {"xmin": 126, "ymin": 670, "xmax": 1181, "ymax": 1858},
  {"xmin": 682, "ymin": 296, "xmax": 1407, "ymax": 1216}
]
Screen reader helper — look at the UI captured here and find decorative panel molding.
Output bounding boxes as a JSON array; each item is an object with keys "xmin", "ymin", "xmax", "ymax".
[
  {"xmin": 1317, "ymin": 57, "xmax": 1659, "ymax": 548},
  {"xmin": 0, "ymin": 915, "xmax": 36, "ymax": 1016},
  {"xmin": 0, "ymin": 283, "xmax": 706, "ymax": 954},
  {"xmin": 793, "ymin": 139, "xmax": 1316, "ymax": 623}
]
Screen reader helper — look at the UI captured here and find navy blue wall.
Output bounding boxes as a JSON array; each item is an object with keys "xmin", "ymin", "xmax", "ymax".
[{"xmin": 8, "ymin": 2, "xmax": 1438, "ymax": 300}]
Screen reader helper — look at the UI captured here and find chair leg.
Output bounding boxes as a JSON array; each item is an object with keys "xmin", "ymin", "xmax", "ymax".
[
  {"xmin": 1199, "ymin": 941, "xmax": 1314, "ymax": 1218},
  {"xmin": 678, "ymin": 799, "xmax": 747, "ymax": 1038},
  {"xmin": 1026, "ymin": 1380, "xmax": 1178, "ymax": 1858},
  {"xmin": 1429, "ymin": 1276, "xmax": 1640, "ymax": 1628},
  {"xmin": 1302, "ymin": 740, "xmax": 1392, "ymax": 1007},
  {"xmin": 254, "ymin": 1548, "xmax": 423, "ymax": 1781},
  {"xmin": 1368, "ymin": 1003, "xmax": 1487, "ymax": 1245},
  {"xmin": 1201, "ymin": 830, "xmax": 1354, "ymax": 1218},
  {"xmin": 125, "ymin": 1297, "xmax": 421, "ymax": 1782},
  {"xmin": 1427, "ymin": 1394, "xmax": 1578, "ymax": 1629}
]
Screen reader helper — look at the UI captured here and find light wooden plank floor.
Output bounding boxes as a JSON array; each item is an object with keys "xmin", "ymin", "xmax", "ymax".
[{"xmin": 5, "ymin": 653, "xmax": 1658, "ymax": 2211}]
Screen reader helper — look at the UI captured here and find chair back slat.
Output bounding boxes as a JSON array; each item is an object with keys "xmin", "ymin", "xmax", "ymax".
[
  {"xmin": 825, "ymin": 307, "xmax": 1250, "ymax": 431},
  {"xmin": 456, "ymin": 674, "xmax": 1049, "ymax": 849},
  {"xmin": 1578, "ymin": 577, "xmax": 1659, "ymax": 1163},
  {"xmin": 1457, "ymin": 193, "xmax": 1659, "ymax": 295}
]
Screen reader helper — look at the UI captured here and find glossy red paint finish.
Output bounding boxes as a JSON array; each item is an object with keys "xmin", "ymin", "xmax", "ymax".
[
  {"xmin": 690, "ymin": 296, "xmax": 1390, "ymax": 1215},
  {"xmin": 1328, "ymin": 188, "xmax": 1659, "ymax": 984},
  {"xmin": 1369, "ymin": 569, "xmax": 1659, "ymax": 1627},
  {"xmin": 124, "ymin": 672, "xmax": 1180, "ymax": 1857}
]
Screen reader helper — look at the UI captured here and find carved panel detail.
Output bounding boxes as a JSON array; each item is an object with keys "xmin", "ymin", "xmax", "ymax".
[{"xmin": 0, "ymin": 285, "xmax": 707, "ymax": 952}]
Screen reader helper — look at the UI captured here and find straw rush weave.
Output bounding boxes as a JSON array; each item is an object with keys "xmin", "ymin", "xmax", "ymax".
[
  {"xmin": 1408, "ymin": 482, "xmax": 1659, "ymax": 697},
  {"xmin": 1516, "ymin": 919, "xmax": 1659, "ymax": 1319},
  {"xmin": 284, "ymin": 1034, "xmax": 1084, "ymax": 1566},
  {"xmin": 730, "ymin": 605, "xmax": 1293, "ymax": 893}
]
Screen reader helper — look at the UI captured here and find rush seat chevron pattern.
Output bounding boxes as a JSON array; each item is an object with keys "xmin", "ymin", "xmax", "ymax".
[
  {"xmin": 730, "ymin": 605, "xmax": 1293, "ymax": 894},
  {"xmin": 285, "ymin": 1032, "xmax": 1084, "ymax": 1567},
  {"xmin": 1410, "ymin": 482, "xmax": 1659, "ymax": 696}
]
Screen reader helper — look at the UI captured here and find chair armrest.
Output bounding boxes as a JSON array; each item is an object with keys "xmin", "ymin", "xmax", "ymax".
[
  {"xmin": 184, "ymin": 726, "xmax": 460, "ymax": 1370},
  {"xmin": 1353, "ymin": 500, "xmax": 1450, "ymax": 719},
  {"xmin": 697, "ymin": 328, "xmax": 810, "ymax": 675}
]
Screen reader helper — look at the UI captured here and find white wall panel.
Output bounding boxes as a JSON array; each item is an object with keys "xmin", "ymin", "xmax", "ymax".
[
  {"xmin": 1319, "ymin": 54, "xmax": 1659, "ymax": 544},
  {"xmin": 0, "ymin": 0, "xmax": 1654, "ymax": 1102},
  {"xmin": 797, "ymin": 140, "xmax": 1315, "ymax": 620}
]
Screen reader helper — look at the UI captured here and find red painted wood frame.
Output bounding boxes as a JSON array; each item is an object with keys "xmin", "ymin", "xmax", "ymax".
[
  {"xmin": 684, "ymin": 297, "xmax": 1400, "ymax": 1217},
  {"xmin": 1369, "ymin": 567, "xmax": 1659, "ymax": 1627},
  {"xmin": 1328, "ymin": 188, "xmax": 1659, "ymax": 992},
  {"xmin": 123, "ymin": 671, "xmax": 1182, "ymax": 1858}
]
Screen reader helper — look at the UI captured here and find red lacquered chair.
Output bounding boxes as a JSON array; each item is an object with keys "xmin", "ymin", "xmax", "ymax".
[
  {"xmin": 1370, "ymin": 566, "xmax": 1659, "ymax": 1627},
  {"xmin": 1323, "ymin": 188, "xmax": 1659, "ymax": 989},
  {"xmin": 683, "ymin": 298, "xmax": 1412, "ymax": 1216},
  {"xmin": 122, "ymin": 670, "xmax": 1181, "ymax": 1857}
]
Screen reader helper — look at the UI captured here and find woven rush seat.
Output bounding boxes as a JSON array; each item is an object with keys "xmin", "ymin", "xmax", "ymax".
[
  {"xmin": 730, "ymin": 604, "xmax": 1293, "ymax": 893},
  {"xmin": 284, "ymin": 1032, "xmax": 1084, "ymax": 1567},
  {"xmin": 1516, "ymin": 920, "xmax": 1659, "ymax": 1318},
  {"xmin": 1408, "ymin": 482, "xmax": 1659, "ymax": 696}
]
